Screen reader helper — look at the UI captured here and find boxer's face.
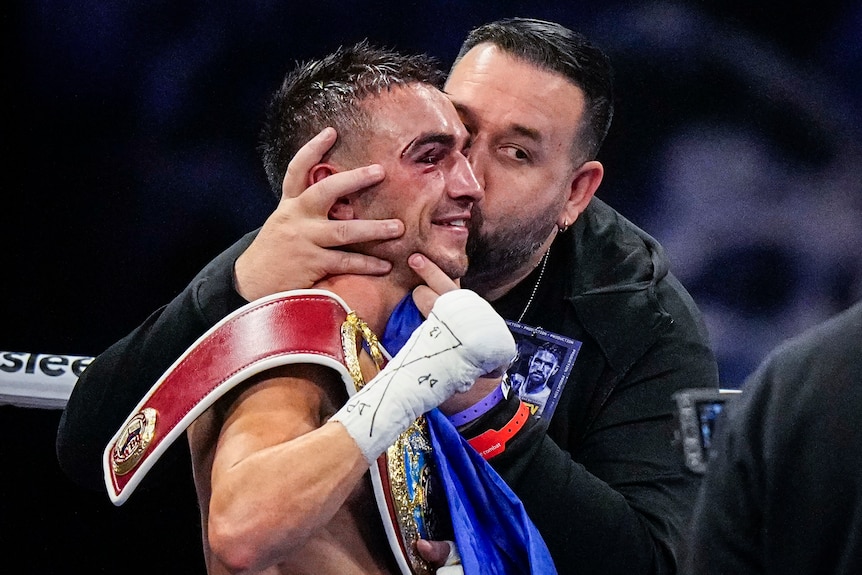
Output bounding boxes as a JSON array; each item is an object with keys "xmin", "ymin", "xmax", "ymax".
[{"xmin": 334, "ymin": 83, "xmax": 481, "ymax": 285}]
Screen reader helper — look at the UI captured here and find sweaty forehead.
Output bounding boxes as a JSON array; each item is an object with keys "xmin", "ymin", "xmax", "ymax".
[
  {"xmin": 360, "ymin": 84, "xmax": 466, "ymax": 144},
  {"xmin": 364, "ymin": 83, "xmax": 458, "ymax": 120}
]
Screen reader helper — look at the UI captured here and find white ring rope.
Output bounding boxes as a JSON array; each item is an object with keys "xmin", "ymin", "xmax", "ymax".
[{"xmin": 0, "ymin": 351, "xmax": 93, "ymax": 409}]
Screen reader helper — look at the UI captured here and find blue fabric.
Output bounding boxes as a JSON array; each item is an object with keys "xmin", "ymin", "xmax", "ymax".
[
  {"xmin": 382, "ymin": 295, "xmax": 556, "ymax": 575},
  {"xmin": 381, "ymin": 295, "xmax": 426, "ymax": 354}
]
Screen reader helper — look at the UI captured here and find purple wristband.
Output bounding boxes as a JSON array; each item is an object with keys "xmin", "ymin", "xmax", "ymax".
[{"xmin": 446, "ymin": 384, "xmax": 505, "ymax": 427}]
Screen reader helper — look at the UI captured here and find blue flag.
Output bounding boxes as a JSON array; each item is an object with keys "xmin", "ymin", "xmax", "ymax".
[{"xmin": 382, "ymin": 295, "xmax": 556, "ymax": 575}]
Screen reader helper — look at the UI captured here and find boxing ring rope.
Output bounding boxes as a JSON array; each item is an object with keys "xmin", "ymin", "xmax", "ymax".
[
  {"xmin": 0, "ymin": 351, "xmax": 93, "ymax": 409},
  {"xmin": 0, "ymin": 350, "xmax": 744, "ymax": 413}
]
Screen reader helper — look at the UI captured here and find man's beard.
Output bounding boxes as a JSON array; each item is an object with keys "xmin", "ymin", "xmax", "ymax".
[
  {"xmin": 462, "ymin": 205, "xmax": 556, "ymax": 293},
  {"xmin": 526, "ymin": 371, "xmax": 546, "ymax": 390}
]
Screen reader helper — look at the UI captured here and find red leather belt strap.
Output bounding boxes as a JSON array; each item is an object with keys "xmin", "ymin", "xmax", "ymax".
[
  {"xmin": 467, "ymin": 400, "xmax": 532, "ymax": 460},
  {"xmin": 103, "ymin": 289, "xmax": 353, "ymax": 505}
]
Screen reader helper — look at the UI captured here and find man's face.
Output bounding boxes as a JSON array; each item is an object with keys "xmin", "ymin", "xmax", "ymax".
[
  {"xmin": 444, "ymin": 44, "xmax": 587, "ymax": 290},
  {"xmin": 350, "ymin": 84, "xmax": 481, "ymax": 283},
  {"xmin": 527, "ymin": 349, "xmax": 559, "ymax": 389}
]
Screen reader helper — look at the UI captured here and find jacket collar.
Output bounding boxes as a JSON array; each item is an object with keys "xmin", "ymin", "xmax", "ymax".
[{"xmin": 563, "ymin": 198, "xmax": 672, "ymax": 373}]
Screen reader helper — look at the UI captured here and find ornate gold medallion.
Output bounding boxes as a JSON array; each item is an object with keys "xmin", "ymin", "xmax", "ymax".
[
  {"xmin": 112, "ymin": 407, "xmax": 157, "ymax": 476},
  {"xmin": 387, "ymin": 416, "xmax": 441, "ymax": 575}
]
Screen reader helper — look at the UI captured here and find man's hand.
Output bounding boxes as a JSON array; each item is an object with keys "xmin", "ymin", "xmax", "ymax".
[
  {"xmin": 417, "ymin": 539, "xmax": 463, "ymax": 574},
  {"xmin": 235, "ymin": 127, "xmax": 405, "ymax": 301},
  {"xmin": 408, "ymin": 253, "xmax": 460, "ymax": 314}
]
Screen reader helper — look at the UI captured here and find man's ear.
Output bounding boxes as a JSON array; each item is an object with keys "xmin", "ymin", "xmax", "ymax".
[
  {"xmin": 559, "ymin": 160, "xmax": 604, "ymax": 230},
  {"xmin": 308, "ymin": 163, "xmax": 356, "ymax": 221}
]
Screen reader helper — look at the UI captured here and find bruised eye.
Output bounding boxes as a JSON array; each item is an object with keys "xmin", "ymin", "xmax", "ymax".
[
  {"xmin": 405, "ymin": 135, "xmax": 458, "ymax": 166},
  {"xmin": 416, "ymin": 144, "xmax": 450, "ymax": 165},
  {"xmin": 419, "ymin": 151, "xmax": 445, "ymax": 164}
]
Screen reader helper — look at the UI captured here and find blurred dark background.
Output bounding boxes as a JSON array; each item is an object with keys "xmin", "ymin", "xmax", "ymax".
[{"xmin": 3, "ymin": 1, "xmax": 861, "ymax": 571}]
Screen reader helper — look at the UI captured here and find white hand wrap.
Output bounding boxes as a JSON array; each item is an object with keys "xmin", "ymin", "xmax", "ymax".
[{"xmin": 330, "ymin": 289, "xmax": 516, "ymax": 464}]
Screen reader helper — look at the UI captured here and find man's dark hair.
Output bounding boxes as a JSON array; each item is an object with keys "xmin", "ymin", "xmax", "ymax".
[
  {"xmin": 260, "ymin": 40, "xmax": 446, "ymax": 197},
  {"xmin": 454, "ymin": 18, "xmax": 614, "ymax": 162}
]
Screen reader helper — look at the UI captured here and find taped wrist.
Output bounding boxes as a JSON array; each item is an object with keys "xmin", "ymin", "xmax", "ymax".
[{"xmin": 330, "ymin": 289, "xmax": 516, "ymax": 463}]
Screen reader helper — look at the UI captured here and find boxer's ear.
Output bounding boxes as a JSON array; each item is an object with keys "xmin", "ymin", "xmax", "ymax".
[
  {"xmin": 309, "ymin": 163, "xmax": 335, "ymax": 185},
  {"xmin": 310, "ymin": 164, "xmax": 355, "ymax": 220}
]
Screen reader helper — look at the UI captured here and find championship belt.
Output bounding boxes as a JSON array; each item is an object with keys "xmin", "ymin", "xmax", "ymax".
[{"xmin": 103, "ymin": 289, "xmax": 447, "ymax": 575}]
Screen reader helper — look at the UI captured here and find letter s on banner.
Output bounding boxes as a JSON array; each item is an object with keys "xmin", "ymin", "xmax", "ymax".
[{"xmin": 0, "ymin": 351, "xmax": 93, "ymax": 409}]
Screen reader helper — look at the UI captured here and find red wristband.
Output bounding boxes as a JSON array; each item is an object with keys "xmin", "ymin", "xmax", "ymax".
[{"xmin": 466, "ymin": 400, "xmax": 532, "ymax": 460}]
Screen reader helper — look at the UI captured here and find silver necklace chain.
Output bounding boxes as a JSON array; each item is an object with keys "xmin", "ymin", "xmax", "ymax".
[{"xmin": 517, "ymin": 246, "xmax": 551, "ymax": 323}]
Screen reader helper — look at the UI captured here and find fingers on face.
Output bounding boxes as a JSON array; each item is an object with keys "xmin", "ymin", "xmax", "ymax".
[
  {"xmin": 305, "ymin": 165, "xmax": 385, "ymax": 213},
  {"xmin": 324, "ymin": 219, "xmax": 404, "ymax": 248},
  {"xmin": 408, "ymin": 254, "xmax": 459, "ymax": 293},
  {"xmin": 324, "ymin": 249, "xmax": 393, "ymax": 276}
]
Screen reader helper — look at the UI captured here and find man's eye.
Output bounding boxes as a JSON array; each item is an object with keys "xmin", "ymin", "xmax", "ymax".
[{"xmin": 502, "ymin": 146, "xmax": 530, "ymax": 161}]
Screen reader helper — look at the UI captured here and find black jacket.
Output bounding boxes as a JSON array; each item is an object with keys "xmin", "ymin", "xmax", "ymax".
[
  {"xmin": 683, "ymin": 300, "xmax": 862, "ymax": 575},
  {"xmin": 57, "ymin": 198, "xmax": 719, "ymax": 574}
]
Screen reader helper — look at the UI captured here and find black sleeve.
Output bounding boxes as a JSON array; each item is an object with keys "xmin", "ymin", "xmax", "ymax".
[
  {"xmin": 56, "ymin": 230, "xmax": 258, "ymax": 491},
  {"xmin": 469, "ymin": 276, "xmax": 719, "ymax": 574},
  {"xmin": 683, "ymin": 301, "xmax": 862, "ymax": 575}
]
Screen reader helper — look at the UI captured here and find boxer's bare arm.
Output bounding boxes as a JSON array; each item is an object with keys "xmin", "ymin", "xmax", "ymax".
[
  {"xmin": 234, "ymin": 127, "xmax": 405, "ymax": 302},
  {"xmin": 203, "ymin": 363, "xmax": 370, "ymax": 573}
]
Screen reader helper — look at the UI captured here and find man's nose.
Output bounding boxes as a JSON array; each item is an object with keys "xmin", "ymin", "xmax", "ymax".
[
  {"xmin": 465, "ymin": 146, "xmax": 486, "ymax": 190},
  {"xmin": 449, "ymin": 152, "xmax": 483, "ymax": 201}
]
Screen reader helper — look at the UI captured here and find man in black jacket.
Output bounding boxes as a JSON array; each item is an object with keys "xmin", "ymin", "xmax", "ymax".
[
  {"xmin": 58, "ymin": 18, "xmax": 719, "ymax": 574},
  {"xmin": 683, "ymin": 299, "xmax": 862, "ymax": 575}
]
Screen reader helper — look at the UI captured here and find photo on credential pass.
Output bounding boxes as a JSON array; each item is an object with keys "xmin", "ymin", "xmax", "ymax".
[{"xmin": 503, "ymin": 321, "xmax": 581, "ymax": 419}]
